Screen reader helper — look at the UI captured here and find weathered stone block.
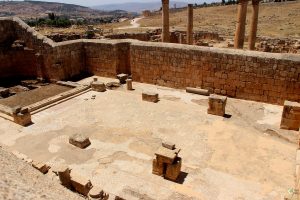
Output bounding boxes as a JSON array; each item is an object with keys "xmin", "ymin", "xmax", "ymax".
[
  {"xmin": 88, "ymin": 186, "xmax": 108, "ymax": 199},
  {"xmin": 0, "ymin": 87, "xmax": 9, "ymax": 98},
  {"xmin": 13, "ymin": 112, "xmax": 32, "ymax": 126},
  {"xmin": 152, "ymin": 158, "xmax": 164, "ymax": 176},
  {"xmin": 53, "ymin": 164, "xmax": 72, "ymax": 188},
  {"xmin": 70, "ymin": 172, "xmax": 93, "ymax": 196},
  {"xmin": 32, "ymin": 161, "xmax": 50, "ymax": 174},
  {"xmin": 155, "ymin": 146, "xmax": 180, "ymax": 164},
  {"xmin": 142, "ymin": 92, "xmax": 159, "ymax": 103},
  {"xmin": 162, "ymin": 142, "xmax": 175, "ymax": 150},
  {"xmin": 165, "ymin": 157, "xmax": 182, "ymax": 181},
  {"xmin": 69, "ymin": 134, "xmax": 91, "ymax": 149},
  {"xmin": 91, "ymin": 81, "xmax": 106, "ymax": 92},
  {"xmin": 117, "ymin": 74, "xmax": 128, "ymax": 84},
  {"xmin": 207, "ymin": 94, "xmax": 227, "ymax": 116},
  {"xmin": 280, "ymin": 100, "xmax": 300, "ymax": 131}
]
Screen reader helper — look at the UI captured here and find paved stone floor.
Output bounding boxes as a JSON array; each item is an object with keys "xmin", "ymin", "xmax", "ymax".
[{"xmin": 0, "ymin": 76, "xmax": 297, "ymax": 200}]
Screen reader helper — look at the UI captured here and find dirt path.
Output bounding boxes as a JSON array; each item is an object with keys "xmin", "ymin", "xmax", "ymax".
[{"xmin": 116, "ymin": 17, "xmax": 144, "ymax": 30}]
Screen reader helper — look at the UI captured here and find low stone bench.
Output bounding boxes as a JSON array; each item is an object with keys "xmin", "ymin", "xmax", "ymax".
[
  {"xmin": 207, "ymin": 94, "xmax": 227, "ymax": 117},
  {"xmin": 69, "ymin": 134, "xmax": 91, "ymax": 149},
  {"xmin": 142, "ymin": 92, "xmax": 159, "ymax": 103},
  {"xmin": 280, "ymin": 100, "xmax": 300, "ymax": 131}
]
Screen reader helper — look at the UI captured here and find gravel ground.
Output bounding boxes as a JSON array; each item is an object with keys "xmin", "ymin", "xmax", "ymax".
[{"xmin": 0, "ymin": 146, "xmax": 84, "ymax": 200}]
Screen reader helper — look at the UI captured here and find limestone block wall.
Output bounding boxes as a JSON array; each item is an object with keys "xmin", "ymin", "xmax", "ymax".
[
  {"xmin": 130, "ymin": 42, "xmax": 300, "ymax": 104},
  {"xmin": 0, "ymin": 48, "xmax": 37, "ymax": 79},
  {"xmin": 0, "ymin": 18, "xmax": 15, "ymax": 47},
  {"xmin": 84, "ymin": 40, "xmax": 131, "ymax": 77}
]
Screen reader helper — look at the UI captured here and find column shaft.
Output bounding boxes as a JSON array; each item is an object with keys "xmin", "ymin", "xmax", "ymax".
[
  {"xmin": 234, "ymin": 0, "xmax": 248, "ymax": 49},
  {"xmin": 161, "ymin": 0, "xmax": 170, "ymax": 42},
  {"xmin": 187, "ymin": 4, "xmax": 193, "ymax": 45},
  {"xmin": 248, "ymin": 0, "xmax": 259, "ymax": 50}
]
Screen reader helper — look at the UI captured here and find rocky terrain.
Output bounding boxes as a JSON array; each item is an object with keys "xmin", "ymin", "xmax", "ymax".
[
  {"xmin": 0, "ymin": 1, "xmax": 131, "ymax": 20},
  {"xmin": 0, "ymin": 146, "xmax": 84, "ymax": 200}
]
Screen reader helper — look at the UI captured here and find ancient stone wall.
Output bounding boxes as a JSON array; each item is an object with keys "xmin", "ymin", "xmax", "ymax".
[
  {"xmin": 130, "ymin": 42, "xmax": 300, "ymax": 104},
  {"xmin": 0, "ymin": 48, "xmax": 37, "ymax": 79},
  {"xmin": 0, "ymin": 17, "xmax": 299, "ymax": 105},
  {"xmin": 0, "ymin": 18, "xmax": 15, "ymax": 47}
]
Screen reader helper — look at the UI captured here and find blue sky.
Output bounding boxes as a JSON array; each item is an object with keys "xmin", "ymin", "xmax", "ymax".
[{"xmin": 28, "ymin": 0, "xmax": 208, "ymax": 7}]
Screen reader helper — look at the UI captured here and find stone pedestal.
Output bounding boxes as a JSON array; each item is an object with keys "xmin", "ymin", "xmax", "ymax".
[
  {"xmin": 91, "ymin": 81, "xmax": 106, "ymax": 92},
  {"xmin": 234, "ymin": 0, "xmax": 248, "ymax": 49},
  {"xmin": 248, "ymin": 0, "xmax": 260, "ymax": 50},
  {"xmin": 126, "ymin": 79, "xmax": 133, "ymax": 90},
  {"xmin": 207, "ymin": 94, "xmax": 227, "ymax": 117},
  {"xmin": 69, "ymin": 134, "xmax": 91, "ymax": 149},
  {"xmin": 152, "ymin": 145, "xmax": 181, "ymax": 181},
  {"xmin": 161, "ymin": 0, "xmax": 170, "ymax": 42},
  {"xmin": 280, "ymin": 100, "xmax": 300, "ymax": 131},
  {"xmin": 142, "ymin": 92, "xmax": 159, "ymax": 103},
  {"xmin": 187, "ymin": 4, "xmax": 194, "ymax": 45}
]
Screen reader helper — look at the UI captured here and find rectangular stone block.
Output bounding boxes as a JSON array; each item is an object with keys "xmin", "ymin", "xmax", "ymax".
[
  {"xmin": 207, "ymin": 94, "xmax": 227, "ymax": 117},
  {"xmin": 162, "ymin": 142, "xmax": 175, "ymax": 150},
  {"xmin": 13, "ymin": 112, "xmax": 32, "ymax": 126},
  {"xmin": 70, "ymin": 172, "xmax": 93, "ymax": 196},
  {"xmin": 165, "ymin": 157, "xmax": 182, "ymax": 181},
  {"xmin": 142, "ymin": 92, "xmax": 159, "ymax": 103},
  {"xmin": 280, "ymin": 100, "xmax": 300, "ymax": 131},
  {"xmin": 152, "ymin": 158, "xmax": 164, "ymax": 176},
  {"xmin": 32, "ymin": 161, "xmax": 50, "ymax": 174}
]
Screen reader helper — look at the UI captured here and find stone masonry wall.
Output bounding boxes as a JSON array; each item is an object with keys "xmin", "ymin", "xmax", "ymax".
[
  {"xmin": 0, "ymin": 17, "xmax": 299, "ymax": 105},
  {"xmin": 130, "ymin": 42, "xmax": 300, "ymax": 105},
  {"xmin": 0, "ymin": 49, "xmax": 37, "ymax": 79}
]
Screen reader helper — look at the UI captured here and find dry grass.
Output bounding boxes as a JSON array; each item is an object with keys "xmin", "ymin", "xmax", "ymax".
[{"xmin": 140, "ymin": 1, "xmax": 300, "ymax": 38}]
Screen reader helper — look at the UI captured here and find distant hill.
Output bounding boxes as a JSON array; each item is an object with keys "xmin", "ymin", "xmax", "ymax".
[
  {"xmin": 93, "ymin": 1, "xmax": 190, "ymax": 13},
  {"xmin": 0, "ymin": 1, "xmax": 130, "ymax": 19}
]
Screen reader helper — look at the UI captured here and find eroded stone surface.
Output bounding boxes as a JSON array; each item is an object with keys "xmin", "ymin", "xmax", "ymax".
[{"xmin": 69, "ymin": 134, "xmax": 91, "ymax": 149}]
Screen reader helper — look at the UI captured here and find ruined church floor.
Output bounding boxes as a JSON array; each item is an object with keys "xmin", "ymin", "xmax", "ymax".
[{"xmin": 0, "ymin": 76, "xmax": 297, "ymax": 200}]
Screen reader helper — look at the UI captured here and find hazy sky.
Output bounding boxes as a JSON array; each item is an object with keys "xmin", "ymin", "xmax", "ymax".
[{"xmin": 27, "ymin": 0, "xmax": 208, "ymax": 7}]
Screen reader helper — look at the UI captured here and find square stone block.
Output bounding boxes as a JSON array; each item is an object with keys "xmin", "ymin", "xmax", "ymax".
[
  {"xmin": 280, "ymin": 100, "xmax": 300, "ymax": 131},
  {"xmin": 13, "ymin": 112, "xmax": 32, "ymax": 126},
  {"xmin": 69, "ymin": 134, "xmax": 91, "ymax": 149},
  {"xmin": 165, "ymin": 157, "xmax": 182, "ymax": 181},
  {"xmin": 32, "ymin": 161, "xmax": 51, "ymax": 174},
  {"xmin": 207, "ymin": 94, "xmax": 227, "ymax": 116},
  {"xmin": 155, "ymin": 146, "xmax": 180, "ymax": 164}
]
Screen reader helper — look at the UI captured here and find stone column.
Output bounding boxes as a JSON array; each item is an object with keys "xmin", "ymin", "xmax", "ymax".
[
  {"xmin": 234, "ymin": 0, "xmax": 248, "ymax": 49},
  {"xmin": 248, "ymin": 0, "xmax": 259, "ymax": 50},
  {"xmin": 187, "ymin": 4, "xmax": 194, "ymax": 45},
  {"xmin": 161, "ymin": 0, "xmax": 170, "ymax": 42}
]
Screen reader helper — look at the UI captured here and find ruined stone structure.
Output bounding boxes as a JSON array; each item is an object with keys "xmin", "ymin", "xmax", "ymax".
[
  {"xmin": 280, "ymin": 100, "xmax": 300, "ymax": 131},
  {"xmin": 161, "ymin": 0, "xmax": 170, "ymax": 42},
  {"xmin": 207, "ymin": 94, "xmax": 227, "ymax": 116},
  {"xmin": 187, "ymin": 4, "xmax": 193, "ymax": 45},
  {"xmin": 0, "ymin": 17, "xmax": 299, "ymax": 105},
  {"xmin": 152, "ymin": 144, "xmax": 182, "ymax": 181}
]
